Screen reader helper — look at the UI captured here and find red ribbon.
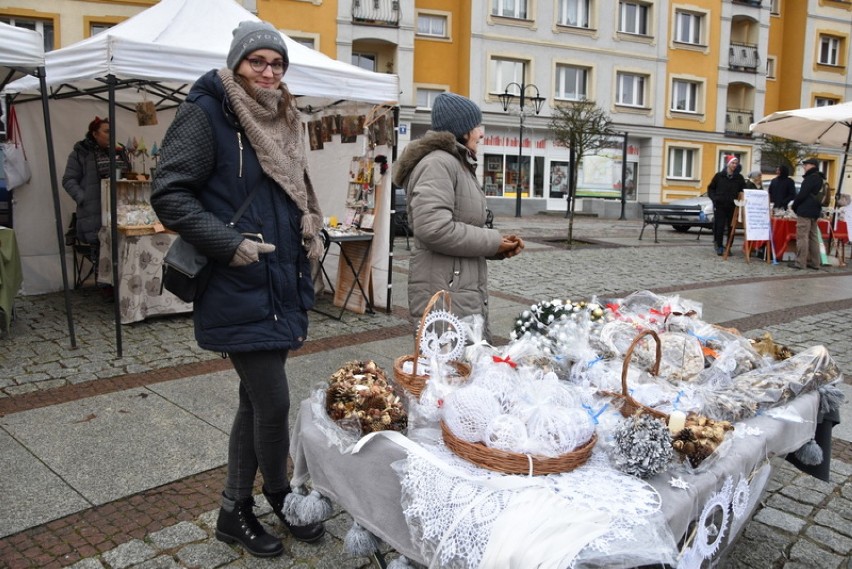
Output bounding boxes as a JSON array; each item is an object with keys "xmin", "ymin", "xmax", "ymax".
[{"xmin": 492, "ymin": 355, "xmax": 517, "ymax": 368}]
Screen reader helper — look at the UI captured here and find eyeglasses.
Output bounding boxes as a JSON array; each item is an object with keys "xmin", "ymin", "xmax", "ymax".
[{"xmin": 246, "ymin": 58, "xmax": 286, "ymax": 76}]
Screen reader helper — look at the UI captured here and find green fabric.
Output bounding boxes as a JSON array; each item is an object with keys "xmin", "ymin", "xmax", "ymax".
[{"xmin": 0, "ymin": 228, "xmax": 23, "ymax": 332}]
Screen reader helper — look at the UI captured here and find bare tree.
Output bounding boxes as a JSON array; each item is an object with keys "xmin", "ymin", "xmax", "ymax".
[
  {"xmin": 549, "ymin": 99, "xmax": 617, "ymax": 244},
  {"xmin": 759, "ymin": 136, "xmax": 812, "ymax": 172}
]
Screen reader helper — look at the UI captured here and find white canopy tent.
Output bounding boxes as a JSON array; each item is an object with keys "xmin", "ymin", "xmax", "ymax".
[
  {"xmin": 750, "ymin": 101, "xmax": 852, "ymax": 200},
  {"xmin": 3, "ymin": 0, "xmax": 399, "ymax": 355},
  {"xmin": 0, "ymin": 22, "xmax": 78, "ymax": 347}
]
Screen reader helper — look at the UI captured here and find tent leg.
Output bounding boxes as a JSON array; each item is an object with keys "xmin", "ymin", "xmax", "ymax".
[
  {"xmin": 38, "ymin": 71, "xmax": 77, "ymax": 349},
  {"xmin": 108, "ymin": 75, "xmax": 123, "ymax": 358}
]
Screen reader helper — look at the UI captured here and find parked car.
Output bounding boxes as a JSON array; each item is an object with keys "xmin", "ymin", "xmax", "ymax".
[{"xmin": 663, "ymin": 193, "xmax": 714, "ymax": 232}]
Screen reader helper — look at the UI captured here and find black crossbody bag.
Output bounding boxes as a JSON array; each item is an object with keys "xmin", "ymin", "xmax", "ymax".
[{"xmin": 161, "ymin": 187, "xmax": 260, "ymax": 302}]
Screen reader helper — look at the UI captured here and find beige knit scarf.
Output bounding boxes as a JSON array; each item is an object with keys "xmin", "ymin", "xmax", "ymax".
[{"xmin": 218, "ymin": 69, "xmax": 324, "ymax": 260}]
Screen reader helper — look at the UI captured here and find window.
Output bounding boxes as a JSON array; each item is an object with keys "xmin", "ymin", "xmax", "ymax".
[
  {"xmin": 766, "ymin": 56, "xmax": 776, "ymax": 79},
  {"xmin": 0, "ymin": 16, "xmax": 54, "ymax": 51},
  {"xmin": 558, "ymin": 0, "xmax": 591, "ymax": 28},
  {"xmin": 417, "ymin": 13, "xmax": 448, "ymax": 38},
  {"xmin": 769, "ymin": 0, "xmax": 780, "ymax": 15},
  {"xmin": 818, "ymin": 35, "xmax": 840, "ymax": 66},
  {"xmin": 674, "ymin": 11, "xmax": 702, "ymax": 45},
  {"xmin": 668, "ymin": 147, "xmax": 696, "ymax": 179},
  {"xmin": 89, "ymin": 22, "xmax": 113, "ymax": 36},
  {"xmin": 616, "ymin": 72, "xmax": 646, "ymax": 107},
  {"xmin": 490, "ymin": 58, "xmax": 527, "ymax": 95},
  {"xmin": 555, "ymin": 64, "xmax": 589, "ymax": 101},
  {"xmin": 492, "ymin": 0, "xmax": 528, "ymax": 19},
  {"xmin": 416, "ymin": 88, "xmax": 445, "ymax": 109},
  {"xmin": 619, "ymin": 1, "xmax": 649, "ymax": 35},
  {"xmin": 815, "ymin": 97, "xmax": 838, "ymax": 107},
  {"xmin": 352, "ymin": 52, "xmax": 377, "ymax": 71},
  {"xmin": 671, "ymin": 79, "xmax": 699, "ymax": 113}
]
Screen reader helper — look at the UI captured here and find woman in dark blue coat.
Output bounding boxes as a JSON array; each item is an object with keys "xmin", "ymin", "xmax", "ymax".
[{"xmin": 151, "ymin": 20, "xmax": 325, "ymax": 558}]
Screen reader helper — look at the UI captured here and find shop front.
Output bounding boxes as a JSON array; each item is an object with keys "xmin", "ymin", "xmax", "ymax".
[{"xmin": 479, "ymin": 133, "xmax": 640, "ymax": 216}]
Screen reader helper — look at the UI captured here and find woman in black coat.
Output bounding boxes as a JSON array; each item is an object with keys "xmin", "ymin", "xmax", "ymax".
[
  {"xmin": 151, "ymin": 21, "xmax": 325, "ymax": 558},
  {"xmin": 768, "ymin": 165, "xmax": 796, "ymax": 210}
]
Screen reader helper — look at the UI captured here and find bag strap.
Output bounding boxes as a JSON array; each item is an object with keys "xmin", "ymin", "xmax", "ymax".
[
  {"xmin": 7, "ymin": 106, "xmax": 26, "ymax": 156},
  {"xmin": 227, "ymin": 185, "xmax": 261, "ymax": 227}
]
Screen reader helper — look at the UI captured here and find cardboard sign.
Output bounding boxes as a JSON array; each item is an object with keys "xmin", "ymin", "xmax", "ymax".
[{"xmin": 743, "ymin": 189, "xmax": 770, "ymax": 242}]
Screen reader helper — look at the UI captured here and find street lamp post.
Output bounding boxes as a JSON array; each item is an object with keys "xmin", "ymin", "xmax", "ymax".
[{"xmin": 499, "ymin": 82, "xmax": 545, "ymax": 218}]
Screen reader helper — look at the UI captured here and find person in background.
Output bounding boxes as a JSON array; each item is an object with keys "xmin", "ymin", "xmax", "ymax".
[
  {"xmin": 393, "ymin": 92, "xmax": 524, "ymax": 342},
  {"xmin": 151, "ymin": 20, "xmax": 325, "ymax": 558},
  {"xmin": 707, "ymin": 155, "xmax": 745, "ymax": 256},
  {"xmin": 768, "ymin": 165, "xmax": 796, "ymax": 212},
  {"xmin": 62, "ymin": 116, "xmax": 130, "ymax": 296},
  {"xmin": 745, "ymin": 169, "xmax": 762, "ymax": 190},
  {"xmin": 790, "ymin": 158, "xmax": 824, "ymax": 270}
]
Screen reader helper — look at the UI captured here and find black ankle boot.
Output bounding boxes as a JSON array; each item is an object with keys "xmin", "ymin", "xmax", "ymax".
[
  {"xmin": 215, "ymin": 495, "xmax": 283, "ymax": 557},
  {"xmin": 263, "ymin": 487, "xmax": 326, "ymax": 543}
]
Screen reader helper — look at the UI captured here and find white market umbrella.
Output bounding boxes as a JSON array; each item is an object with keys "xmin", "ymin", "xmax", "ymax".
[{"xmin": 750, "ymin": 101, "xmax": 852, "ymax": 199}]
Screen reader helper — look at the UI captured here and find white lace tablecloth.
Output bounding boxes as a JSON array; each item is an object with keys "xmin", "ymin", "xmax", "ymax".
[
  {"xmin": 291, "ymin": 391, "xmax": 820, "ymax": 568},
  {"xmin": 98, "ymin": 227, "xmax": 193, "ymax": 324}
]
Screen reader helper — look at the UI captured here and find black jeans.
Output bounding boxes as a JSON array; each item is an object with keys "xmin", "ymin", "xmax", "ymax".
[
  {"xmin": 225, "ymin": 350, "xmax": 290, "ymax": 500},
  {"xmin": 713, "ymin": 201, "xmax": 735, "ymax": 248}
]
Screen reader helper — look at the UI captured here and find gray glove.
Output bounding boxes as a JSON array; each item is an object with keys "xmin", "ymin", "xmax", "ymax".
[{"xmin": 229, "ymin": 239, "xmax": 276, "ymax": 267}]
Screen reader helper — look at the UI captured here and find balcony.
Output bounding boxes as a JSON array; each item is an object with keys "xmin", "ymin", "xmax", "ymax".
[
  {"xmin": 729, "ymin": 42, "xmax": 760, "ymax": 72},
  {"xmin": 352, "ymin": 0, "xmax": 400, "ymax": 27},
  {"xmin": 726, "ymin": 108, "xmax": 754, "ymax": 136},
  {"xmin": 732, "ymin": 0, "xmax": 762, "ymax": 6}
]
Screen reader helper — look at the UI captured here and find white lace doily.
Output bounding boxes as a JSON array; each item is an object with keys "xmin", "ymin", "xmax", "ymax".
[{"xmin": 396, "ymin": 440, "xmax": 676, "ymax": 569}]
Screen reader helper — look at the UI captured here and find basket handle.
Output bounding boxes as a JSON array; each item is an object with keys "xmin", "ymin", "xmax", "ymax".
[
  {"xmin": 620, "ymin": 329, "xmax": 661, "ymax": 397},
  {"xmin": 412, "ymin": 290, "xmax": 452, "ymax": 377}
]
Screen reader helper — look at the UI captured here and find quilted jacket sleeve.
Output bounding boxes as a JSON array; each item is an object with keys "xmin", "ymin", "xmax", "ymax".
[
  {"xmin": 62, "ymin": 149, "xmax": 85, "ymax": 206},
  {"xmin": 151, "ymin": 103, "xmax": 244, "ymax": 264}
]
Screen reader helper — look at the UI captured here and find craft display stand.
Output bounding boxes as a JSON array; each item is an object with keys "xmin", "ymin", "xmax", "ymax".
[
  {"xmin": 292, "ymin": 390, "xmax": 825, "ymax": 568},
  {"xmin": 313, "ymin": 230, "xmax": 375, "ymax": 320}
]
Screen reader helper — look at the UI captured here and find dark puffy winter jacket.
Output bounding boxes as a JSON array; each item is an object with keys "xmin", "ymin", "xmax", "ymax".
[
  {"xmin": 768, "ymin": 165, "xmax": 796, "ymax": 209},
  {"xmin": 792, "ymin": 168, "xmax": 824, "ymax": 220},
  {"xmin": 151, "ymin": 70, "xmax": 314, "ymax": 353},
  {"xmin": 707, "ymin": 169, "xmax": 745, "ymax": 206}
]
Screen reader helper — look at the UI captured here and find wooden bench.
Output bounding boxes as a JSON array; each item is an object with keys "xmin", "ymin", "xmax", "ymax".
[{"xmin": 639, "ymin": 203, "xmax": 706, "ymax": 243}]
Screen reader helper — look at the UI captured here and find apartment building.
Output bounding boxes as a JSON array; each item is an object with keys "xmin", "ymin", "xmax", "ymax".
[{"xmin": 5, "ymin": 0, "xmax": 850, "ymax": 217}]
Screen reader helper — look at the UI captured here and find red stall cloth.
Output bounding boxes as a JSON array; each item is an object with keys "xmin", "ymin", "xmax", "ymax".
[
  {"xmin": 830, "ymin": 220, "xmax": 848, "ymax": 266},
  {"xmin": 753, "ymin": 217, "xmax": 832, "ymax": 260}
]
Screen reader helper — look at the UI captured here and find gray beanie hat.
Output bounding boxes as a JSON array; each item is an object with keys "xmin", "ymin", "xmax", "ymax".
[
  {"xmin": 226, "ymin": 20, "xmax": 289, "ymax": 72},
  {"xmin": 431, "ymin": 92, "xmax": 482, "ymax": 139}
]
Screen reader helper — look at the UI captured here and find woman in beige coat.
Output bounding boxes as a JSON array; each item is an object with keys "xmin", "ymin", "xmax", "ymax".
[{"xmin": 392, "ymin": 92, "xmax": 523, "ymax": 341}]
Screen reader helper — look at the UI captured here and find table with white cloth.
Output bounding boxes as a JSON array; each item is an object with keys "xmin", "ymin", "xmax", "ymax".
[
  {"xmin": 98, "ymin": 227, "xmax": 193, "ymax": 324},
  {"xmin": 0, "ymin": 227, "xmax": 23, "ymax": 332},
  {"xmin": 292, "ymin": 390, "xmax": 822, "ymax": 568}
]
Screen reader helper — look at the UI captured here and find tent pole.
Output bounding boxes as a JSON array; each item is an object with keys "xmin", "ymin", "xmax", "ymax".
[
  {"xmin": 38, "ymin": 69, "xmax": 77, "ymax": 348},
  {"xmin": 386, "ymin": 106, "xmax": 399, "ymax": 314},
  {"xmin": 107, "ymin": 75, "xmax": 123, "ymax": 358},
  {"xmin": 836, "ymin": 123, "xmax": 851, "ymax": 200}
]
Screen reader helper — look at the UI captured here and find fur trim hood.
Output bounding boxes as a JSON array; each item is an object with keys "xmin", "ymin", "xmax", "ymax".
[{"xmin": 393, "ymin": 130, "xmax": 467, "ymax": 188}]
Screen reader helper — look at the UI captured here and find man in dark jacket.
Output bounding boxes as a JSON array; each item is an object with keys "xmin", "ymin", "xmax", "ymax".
[
  {"xmin": 707, "ymin": 155, "xmax": 745, "ymax": 255},
  {"xmin": 791, "ymin": 158, "xmax": 824, "ymax": 270}
]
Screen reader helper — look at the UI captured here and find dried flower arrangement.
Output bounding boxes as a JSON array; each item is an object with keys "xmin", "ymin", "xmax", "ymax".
[
  {"xmin": 325, "ymin": 360, "xmax": 407, "ymax": 434},
  {"xmin": 671, "ymin": 414, "xmax": 735, "ymax": 467}
]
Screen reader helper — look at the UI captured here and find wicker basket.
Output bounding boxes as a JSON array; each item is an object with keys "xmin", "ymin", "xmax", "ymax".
[
  {"xmin": 393, "ymin": 290, "xmax": 471, "ymax": 398},
  {"xmin": 602, "ymin": 329, "xmax": 670, "ymax": 421},
  {"xmin": 441, "ymin": 421, "xmax": 597, "ymax": 476}
]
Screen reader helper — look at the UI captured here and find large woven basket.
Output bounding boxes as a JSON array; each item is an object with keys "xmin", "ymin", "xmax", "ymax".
[
  {"xmin": 441, "ymin": 421, "xmax": 597, "ymax": 476},
  {"xmin": 602, "ymin": 329, "xmax": 670, "ymax": 421},
  {"xmin": 393, "ymin": 290, "xmax": 471, "ymax": 398}
]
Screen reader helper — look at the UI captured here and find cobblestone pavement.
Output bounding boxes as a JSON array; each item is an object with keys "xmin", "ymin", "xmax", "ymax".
[{"xmin": 1, "ymin": 215, "xmax": 851, "ymax": 568}]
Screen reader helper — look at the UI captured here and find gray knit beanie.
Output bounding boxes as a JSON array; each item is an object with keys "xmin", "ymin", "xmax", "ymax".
[
  {"xmin": 226, "ymin": 20, "xmax": 289, "ymax": 72},
  {"xmin": 431, "ymin": 92, "xmax": 482, "ymax": 138}
]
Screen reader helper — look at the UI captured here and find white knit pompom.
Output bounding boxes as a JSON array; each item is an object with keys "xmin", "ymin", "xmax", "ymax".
[
  {"xmin": 387, "ymin": 555, "xmax": 412, "ymax": 568},
  {"xmin": 295, "ymin": 490, "xmax": 333, "ymax": 524},
  {"xmin": 344, "ymin": 521, "xmax": 379, "ymax": 556},
  {"xmin": 793, "ymin": 439, "xmax": 823, "ymax": 466},
  {"xmin": 283, "ymin": 486, "xmax": 307, "ymax": 524}
]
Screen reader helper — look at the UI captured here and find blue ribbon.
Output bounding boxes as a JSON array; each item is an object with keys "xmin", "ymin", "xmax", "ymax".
[{"xmin": 582, "ymin": 403, "xmax": 609, "ymax": 425}]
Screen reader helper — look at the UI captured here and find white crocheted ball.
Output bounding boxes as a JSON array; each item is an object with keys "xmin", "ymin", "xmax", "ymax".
[
  {"xmin": 443, "ymin": 385, "xmax": 501, "ymax": 443},
  {"xmin": 525, "ymin": 407, "xmax": 595, "ymax": 457},
  {"xmin": 484, "ymin": 414, "xmax": 528, "ymax": 452},
  {"xmin": 470, "ymin": 371, "xmax": 517, "ymax": 413}
]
